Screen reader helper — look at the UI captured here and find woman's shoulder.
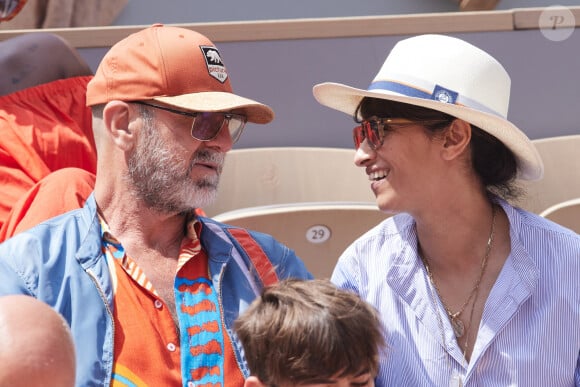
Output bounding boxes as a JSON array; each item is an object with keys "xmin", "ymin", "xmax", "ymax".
[
  {"xmin": 340, "ymin": 213, "xmax": 417, "ymax": 262},
  {"xmin": 502, "ymin": 201, "xmax": 580, "ymax": 261},
  {"xmin": 507, "ymin": 202, "xmax": 578, "ymax": 238},
  {"xmin": 357, "ymin": 212, "xmax": 415, "ymax": 241}
]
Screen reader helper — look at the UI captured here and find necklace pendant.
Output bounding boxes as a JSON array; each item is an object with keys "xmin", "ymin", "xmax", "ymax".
[{"xmin": 451, "ymin": 317, "xmax": 465, "ymax": 338}]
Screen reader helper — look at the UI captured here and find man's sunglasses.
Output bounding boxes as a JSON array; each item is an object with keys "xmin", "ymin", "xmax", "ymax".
[
  {"xmin": 135, "ymin": 101, "xmax": 247, "ymax": 143},
  {"xmin": 353, "ymin": 117, "xmax": 448, "ymax": 150},
  {"xmin": 0, "ymin": 0, "xmax": 27, "ymax": 22}
]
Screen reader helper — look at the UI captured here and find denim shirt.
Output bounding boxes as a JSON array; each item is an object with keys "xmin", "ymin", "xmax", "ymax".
[{"xmin": 0, "ymin": 194, "xmax": 312, "ymax": 386}]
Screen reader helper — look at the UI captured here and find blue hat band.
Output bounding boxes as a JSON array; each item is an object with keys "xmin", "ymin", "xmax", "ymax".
[{"xmin": 367, "ymin": 80, "xmax": 504, "ymax": 118}]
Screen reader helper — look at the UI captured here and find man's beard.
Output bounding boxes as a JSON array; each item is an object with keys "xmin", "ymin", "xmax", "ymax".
[{"xmin": 125, "ymin": 119, "xmax": 224, "ymax": 215}]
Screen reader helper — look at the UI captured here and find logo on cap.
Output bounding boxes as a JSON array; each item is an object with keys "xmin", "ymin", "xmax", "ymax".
[
  {"xmin": 201, "ymin": 46, "xmax": 228, "ymax": 83},
  {"xmin": 431, "ymin": 85, "xmax": 458, "ymax": 105}
]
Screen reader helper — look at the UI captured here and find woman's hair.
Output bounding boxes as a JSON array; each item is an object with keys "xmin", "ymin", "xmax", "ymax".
[
  {"xmin": 356, "ymin": 97, "xmax": 521, "ymax": 200},
  {"xmin": 234, "ymin": 279, "xmax": 385, "ymax": 386}
]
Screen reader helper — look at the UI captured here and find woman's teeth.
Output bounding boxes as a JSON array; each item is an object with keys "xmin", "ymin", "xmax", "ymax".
[{"xmin": 369, "ymin": 170, "xmax": 389, "ymax": 181}]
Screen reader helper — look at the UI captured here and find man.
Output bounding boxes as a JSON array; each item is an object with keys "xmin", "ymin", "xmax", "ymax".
[
  {"xmin": 0, "ymin": 31, "xmax": 206, "ymax": 241},
  {"xmin": 0, "ymin": 24, "xmax": 311, "ymax": 386}
]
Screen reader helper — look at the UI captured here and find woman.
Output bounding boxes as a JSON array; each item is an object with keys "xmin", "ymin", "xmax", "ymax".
[{"xmin": 313, "ymin": 34, "xmax": 580, "ymax": 386}]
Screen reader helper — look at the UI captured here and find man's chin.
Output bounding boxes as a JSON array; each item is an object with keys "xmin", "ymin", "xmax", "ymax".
[{"xmin": 185, "ymin": 186, "xmax": 218, "ymax": 210}]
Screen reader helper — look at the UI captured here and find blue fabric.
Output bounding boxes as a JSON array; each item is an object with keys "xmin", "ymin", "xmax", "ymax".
[
  {"xmin": 176, "ymin": 276, "xmax": 224, "ymax": 386},
  {"xmin": 368, "ymin": 80, "xmax": 432, "ymax": 99}
]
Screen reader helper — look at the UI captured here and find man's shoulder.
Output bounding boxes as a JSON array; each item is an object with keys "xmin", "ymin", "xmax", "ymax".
[
  {"xmin": 0, "ymin": 205, "xmax": 96, "ymax": 254},
  {"xmin": 199, "ymin": 216, "xmax": 291, "ymax": 250},
  {"xmin": 198, "ymin": 216, "xmax": 312, "ymax": 280}
]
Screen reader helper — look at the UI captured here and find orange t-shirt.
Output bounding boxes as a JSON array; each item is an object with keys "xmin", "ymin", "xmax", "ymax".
[{"xmin": 102, "ymin": 217, "xmax": 244, "ymax": 387}]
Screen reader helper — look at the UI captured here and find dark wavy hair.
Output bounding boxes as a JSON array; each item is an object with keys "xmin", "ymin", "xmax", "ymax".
[{"xmin": 356, "ymin": 97, "xmax": 521, "ymax": 200}]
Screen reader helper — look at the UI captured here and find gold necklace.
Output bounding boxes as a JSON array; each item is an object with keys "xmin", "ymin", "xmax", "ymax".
[
  {"xmin": 461, "ymin": 274, "xmax": 481, "ymax": 360},
  {"xmin": 421, "ymin": 204, "xmax": 496, "ymax": 338},
  {"xmin": 423, "ymin": 261, "xmax": 465, "ymax": 385}
]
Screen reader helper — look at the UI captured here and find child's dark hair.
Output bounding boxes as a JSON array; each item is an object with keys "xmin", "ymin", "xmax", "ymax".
[{"xmin": 234, "ymin": 279, "xmax": 385, "ymax": 386}]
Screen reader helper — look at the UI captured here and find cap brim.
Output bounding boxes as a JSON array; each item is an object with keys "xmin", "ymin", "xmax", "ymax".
[
  {"xmin": 313, "ymin": 82, "xmax": 543, "ymax": 181},
  {"xmin": 154, "ymin": 91, "xmax": 274, "ymax": 124}
]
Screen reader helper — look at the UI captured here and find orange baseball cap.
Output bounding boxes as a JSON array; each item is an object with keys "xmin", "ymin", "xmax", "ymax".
[{"xmin": 86, "ymin": 24, "xmax": 274, "ymax": 124}]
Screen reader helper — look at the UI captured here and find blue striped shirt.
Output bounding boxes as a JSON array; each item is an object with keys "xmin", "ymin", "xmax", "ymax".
[{"xmin": 332, "ymin": 198, "xmax": 580, "ymax": 386}]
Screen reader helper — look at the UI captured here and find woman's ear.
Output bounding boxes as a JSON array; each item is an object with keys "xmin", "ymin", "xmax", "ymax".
[
  {"xmin": 244, "ymin": 376, "xmax": 267, "ymax": 387},
  {"xmin": 102, "ymin": 100, "xmax": 136, "ymax": 152},
  {"xmin": 441, "ymin": 119, "xmax": 471, "ymax": 161}
]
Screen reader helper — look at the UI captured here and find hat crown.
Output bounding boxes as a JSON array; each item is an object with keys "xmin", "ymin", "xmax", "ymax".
[
  {"xmin": 311, "ymin": 34, "xmax": 544, "ymax": 181},
  {"xmin": 86, "ymin": 24, "xmax": 233, "ymax": 106},
  {"xmin": 371, "ymin": 34, "xmax": 511, "ymax": 118}
]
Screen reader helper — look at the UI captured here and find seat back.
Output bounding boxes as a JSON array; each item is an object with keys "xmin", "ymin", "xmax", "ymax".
[
  {"xmin": 214, "ymin": 202, "xmax": 388, "ymax": 278},
  {"xmin": 204, "ymin": 147, "xmax": 375, "ymax": 217},
  {"xmin": 539, "ymin": 198, "xmax": 580, "ymax": 234},
  {"xmin": 515, "ymin": 135, "xmax": 580, "ymax": 214}
]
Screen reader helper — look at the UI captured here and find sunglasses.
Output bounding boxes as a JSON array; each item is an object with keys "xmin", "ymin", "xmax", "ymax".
[
  {"xmin": 0, "ymin": 0, "xmax": 27, "ymax": 21},
  {"xmin": 353, "ymin": 117, "xmax": 448, "ymax": 150},
  {"xmin": 135, "ymin": 101, "xmax": 247, "ymax": 143}
]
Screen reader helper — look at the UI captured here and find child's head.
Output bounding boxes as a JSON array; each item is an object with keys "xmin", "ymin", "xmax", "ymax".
[
  {"xmin": 0, "ymin": 295, "xmax": 76, "ymax": 387},
  {"xmin": 234, "ymin": 278, "xmax": 385, "ymax": 387}
]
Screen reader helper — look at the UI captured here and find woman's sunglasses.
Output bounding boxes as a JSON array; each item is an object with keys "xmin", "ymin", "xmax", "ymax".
[
  {"xmin": 135, "ymin": 101, "xmax": 247, "ymax": 144},
  {"xmin": 353, "ymin": 117, "xmax": 447, "ymax": 150}
]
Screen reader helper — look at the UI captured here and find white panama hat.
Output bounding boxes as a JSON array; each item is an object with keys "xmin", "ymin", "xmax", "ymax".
[{"xmin": 313, "ymin": 34, "xmax": 543, "ymax": 181}]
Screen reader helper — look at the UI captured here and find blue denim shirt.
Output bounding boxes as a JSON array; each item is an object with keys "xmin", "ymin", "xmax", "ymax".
[{"xmin": 0, "ymin": 194, "xmax": 312, "ymax": 386}]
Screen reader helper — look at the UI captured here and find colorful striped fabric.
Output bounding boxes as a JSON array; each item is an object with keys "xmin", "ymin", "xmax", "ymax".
[
  {"xmin": 176, "ymin": 234, "xmax": 225, "ymax": 387},
  {"xmin": 101, "ymin": 215, "xmax": 244, "ymax": 387}
]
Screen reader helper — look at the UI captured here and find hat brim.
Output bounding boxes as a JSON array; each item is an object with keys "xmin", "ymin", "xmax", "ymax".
[
  {"xmin": 313, "ymin": 82, "xmax": 543, "ymax": 181},
  {"xmin": 154, "ymin": 91, "xmax": 274, "ymax": 124}
]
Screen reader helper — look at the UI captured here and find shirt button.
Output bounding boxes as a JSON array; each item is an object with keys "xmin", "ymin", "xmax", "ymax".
[
  {"xmin": 154, "ymin": 299, "xmax": 163, "ymax": 309},
  {"xmin": 167, "ymin": 343, "xmax": 176, "ymax": 352}
]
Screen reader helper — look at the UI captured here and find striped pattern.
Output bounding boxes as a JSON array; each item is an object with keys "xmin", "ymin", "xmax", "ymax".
[
  {"xmin": 332, "ymin": 198, "xmax": 580, "ymax": 386},
  {"xmin": 101, "ymin": 229, "xmax": 157, "ymax": 294},
  {"xmin": 227, "ymin": 228, "xmax": 279, "ymax": 287},
  {"xmin": 111, "ymin": 364, "xmax": 147, "ymax": 387},
  {"xmin": 178, "ymin": 218, "xmax": 203, "ymax": 271}
]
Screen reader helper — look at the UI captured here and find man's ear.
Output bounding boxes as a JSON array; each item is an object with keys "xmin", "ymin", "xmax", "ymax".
[
  {"xmin": 244, "ymin": 376, "xmax": 267, "ymax": 387},
  {"xmin": 102, "ymin": 100, "xmax": 136, "ymax": 152},
  {"xmin": 441, "ymin": 118, "xmax": 471, "ymax": 161}
]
